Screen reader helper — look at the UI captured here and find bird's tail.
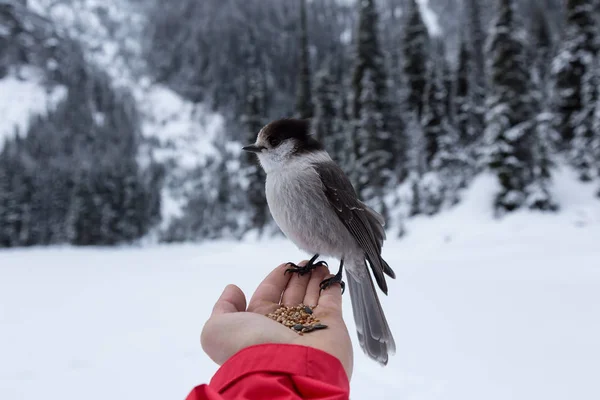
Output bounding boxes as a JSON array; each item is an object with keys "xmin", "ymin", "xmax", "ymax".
[{"xmin": 346, "ymin": 268, "xmax": 396, "ymax": 365}]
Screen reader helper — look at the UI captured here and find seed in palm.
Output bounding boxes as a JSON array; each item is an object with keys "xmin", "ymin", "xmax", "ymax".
[{"xmin": 266, "ymin": 304, "xmax": 328, "ymax": 335}]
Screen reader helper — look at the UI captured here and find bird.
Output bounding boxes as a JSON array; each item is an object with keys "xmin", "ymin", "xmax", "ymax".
[{"xmin": 242, "ymin": 118, "xmax": 396, "ymax": 365}]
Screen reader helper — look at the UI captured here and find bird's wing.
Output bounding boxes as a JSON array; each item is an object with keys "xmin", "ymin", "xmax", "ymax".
[{"xmin": 314, "ymin": 161, "xmax": 394, "ymax": 294}]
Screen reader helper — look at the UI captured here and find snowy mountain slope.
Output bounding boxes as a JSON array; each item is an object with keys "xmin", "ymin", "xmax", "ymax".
[
  {"xmin": 0, "ymin": 66, "xmax": 66, "ymax": 149},
  {"xmin": 23, "ymin": 0, "xmax": 225, "ymax": 223},
  {"xmin": 1, "ymin": 167, "xmax": 599, "ymax": 400}
]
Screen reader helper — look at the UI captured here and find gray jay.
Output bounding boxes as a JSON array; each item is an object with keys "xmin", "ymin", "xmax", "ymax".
[{"xmin": 242, "ymin": 118, "xmax": 396, "ymax": 365}]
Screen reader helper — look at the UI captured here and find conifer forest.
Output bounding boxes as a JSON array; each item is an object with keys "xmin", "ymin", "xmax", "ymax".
[{"xmin": 1, "ymin": 0, "xmax": 599, "ymax": 247}]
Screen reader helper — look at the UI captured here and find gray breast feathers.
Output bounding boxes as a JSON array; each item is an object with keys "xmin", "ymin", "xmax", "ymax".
[{"xmin": 265, "ymin": 164, "xmax": 355, "ymax": 259}]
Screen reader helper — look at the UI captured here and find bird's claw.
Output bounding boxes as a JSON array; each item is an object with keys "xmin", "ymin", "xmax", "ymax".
[
  {"xmin": 319, "ymin": 275, "xmax": 346, "ymax": 295},
  {"xmin": 285, "ymin": 260, "xmax": 328, "ymax": 276}
]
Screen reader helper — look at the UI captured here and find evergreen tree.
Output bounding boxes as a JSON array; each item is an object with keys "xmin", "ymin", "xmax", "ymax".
[
  {"xmin": 0, "ymin": 151, "xmax": 9, "ymax": 247},
  {"xmin": 295, "ymin": 0, "xmax": 313, "ymax": 118},
  {"xmin": 431, "ymin": 38, "xmax": 453, "ymax": 122},
  {"xmin": 525, "ymin": 6, "xmax": 560, "ymax": 211},
  {"xmin": 207, "ymin": 148, "xmax": 246, "ymax": 240},
  {"xmin": 419, "ymin": 64, "xmax": 445, "ymax": 214},
  {"xmin": 465, "ymin": 0, "xmax": 486, "ymax": 91},
  {"xmin": 241, "ymin": 44, "xmax": 269, "ymax": 235},
  {"xmin": 422, "ymin": 65, "xmax": 443, "ymax": 169},
  {"xmin": 350, "ymin": 0, "xmax": 397, "ymax": 214},
  {"xmin": 570, "ymin": 58, "xmax": 599, "ymax": 181},
  {"xmin": 528, "ymin": 111, "xmax": 559, "ymax": 211},
  {"xmin": 530, "ymin": 2, "xmax": 556, "ymax": 85},
  {"xmin": 402, "ymin": 0, "xmax": 430, "ymax": 119},
  {"xmin": 355, "ymin": 69, "xmax": 390, "ymax": 217},
  {"xmin": 421, "ymin": 60, "xmax": 462, "ymax": 213},
  {"xmin": 455, "ymin": 35, "xmax": 471, "ymax": 145},
  {"xmin": 0, "ymin": 141, "xmax": 20, "ymax": 247},
  {"xmin": 404, "ymin": 109, "xmax": 427, "ymax": 216},
  {"xmin": 313, "ymin": 59, "xmax": 345, "ymax": 164},
  {"xmin": 551, "ymin": 0, "xmax": 599, "ymax": 145},
  {"xmin": 484, "ymin": 0, "xmax": 537, "ymax": 213},
  {"xmin": 71, "ymin": 169, "xmax": 102, "ymax": 246},
  {"xmin": 593, "ymin": 71, "xmax": 600, "ymax": 196},
  {"xmin": 464, "ymin": 0, "xmax": 487, "ymax": 147},
  {"xmin": 351, "ymin": 0, "xmax": 387, "ymax": 120},
  {"xmin": 441, "ymin": 53, "xmax": 454, "ymax": 124},
  {"xmin": 163, "ymin": 157, "xmax": 217, "ymax": 242},
  {"xmin": 165, "ymin": 146, "xmax": 248, "ymax": 242}
]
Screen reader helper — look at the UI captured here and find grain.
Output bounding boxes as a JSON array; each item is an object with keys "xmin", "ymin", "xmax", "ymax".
[{"xmin": 266, "ymin": 304, "xmax": 328, "ymax": 334}]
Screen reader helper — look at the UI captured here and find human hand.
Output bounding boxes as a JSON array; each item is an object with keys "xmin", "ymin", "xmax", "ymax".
[{"xmin": 201, "ymin": 262, "xmax": 354, "ymax": 378}]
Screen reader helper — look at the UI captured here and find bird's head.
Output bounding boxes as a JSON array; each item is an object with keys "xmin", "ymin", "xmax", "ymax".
[{"xmin": 242, "ymin": 118, "xmax": 323, "ymax": 173}]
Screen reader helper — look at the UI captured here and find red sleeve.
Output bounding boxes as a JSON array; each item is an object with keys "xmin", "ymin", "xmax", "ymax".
[{"xmin": 185, "ymin": 344, "xmax": 350, "ymax": 400}]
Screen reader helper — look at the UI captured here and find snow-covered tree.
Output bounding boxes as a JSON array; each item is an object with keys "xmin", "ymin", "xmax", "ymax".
[
  {"xmin": 313, "ymin": 59, "xmax": 347, "ymax": 165},
  {"xmin": 525, "ymin": 6, "xmax": 560, "ymax": 211},
  {"xmin": 295, "ymin": 0, "xmax": 313, "ymax": 119},
  {"xmin": 551, "ymin": 0, "xmax": 599, "ymax": 145},
  {"xmin": 402, "ymin": 0, "xmax": 430, "ymax": 118},
  {"xmin": 355, "ymin": 69, "xmax": 391, "ymax": 218},
  {"xmin": 241, "ymin": 45, "xmax": 269, "ymax": 235},
  {"xmin": 351, "ymin": 0, "xmax": 388, "ymax": 121},
  {"xmin": 0, "ymin": 141, "xmax": 22, "ymax": 247},
  {"xmin": 484, "ymin": 0, "xmax": 537, "ymax": 213},
  {"xmin": 593, "ymin": 73, "xmax": 600, "ymax": 196},
  {"xmin": 528, "ymin": 111, "xmax": 559, "ymax": 211},
  {"xmin": 465, "ymin": 0, "xmax": 486, "ymax": 89},
  {"xmin": 464, "ymin": 0, "xmax": 486, "ymax": 144},
  {"xmin": 570, "ymin": 59, "xmax": 599, "ymax": 181},
  {"xmin": 403, "ymin": 109, "xmax": 427, "ymax": 216},
  {"xmin": 530, "ymin": 2, "xmax": 556, "ymax": 86},
  {"xmin": 163, "ymin": 148, "xmax": 246, "ymax": 242},
  {"xmin": 421, "ymin": 59, "xmax": 463, "ymax": 213},
  {"xmin": 422, "ymin": 64, "xmax": 444, "ymax": 169},
  {"xmin": 441, "ymin": 52, "xmax": 454, "ymax": 124},
  {"xmin": 455, "ymin": 35, "xmax": 471, "ymax": 145},
  {"xmin": 350, "ymin": 0, "xmax": 397, "ymax": 215}
]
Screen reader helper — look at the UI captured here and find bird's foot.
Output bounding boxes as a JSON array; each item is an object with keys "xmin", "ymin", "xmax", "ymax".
[
  {"xmin": 319, "ymin": 271, "xmax": 346, "ymax": 294},
  {"xmin": 285, "ymin": 254, "xmax": 328, "ymax": 277}
]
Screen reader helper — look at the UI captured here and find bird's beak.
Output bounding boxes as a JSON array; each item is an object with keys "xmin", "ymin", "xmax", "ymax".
[{"xmin": 242, "ymin": 144, "xmax": 265, "ymax": 153}]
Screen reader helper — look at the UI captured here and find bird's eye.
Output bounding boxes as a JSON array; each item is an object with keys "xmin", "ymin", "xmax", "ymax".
[{"xmin": 269, "ymin": 137, "xmax": 281, "ymax": 147}]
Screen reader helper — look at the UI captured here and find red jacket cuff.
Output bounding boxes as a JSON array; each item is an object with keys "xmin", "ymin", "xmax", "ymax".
[{"xmin": 210, "ymin": 343, "xmax": 350, "ymax": 393}]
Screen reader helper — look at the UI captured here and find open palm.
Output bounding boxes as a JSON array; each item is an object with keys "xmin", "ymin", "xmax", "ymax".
[{"xmin": 201, "ymin": 262, "xmax": 353, "ymax": 378}]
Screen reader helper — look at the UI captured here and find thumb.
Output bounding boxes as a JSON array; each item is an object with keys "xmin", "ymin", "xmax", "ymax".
[{"xmin": 211, "ymin": 284, "xmax": 247, "ymax": 315}]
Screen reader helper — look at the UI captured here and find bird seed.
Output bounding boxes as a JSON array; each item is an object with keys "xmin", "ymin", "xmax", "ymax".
[{"xmin": 266, "ymin": 304, "xmax": 328, "ymax": 335}]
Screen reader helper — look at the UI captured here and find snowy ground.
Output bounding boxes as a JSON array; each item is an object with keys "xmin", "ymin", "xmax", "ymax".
[{"xmin": 1, "ymin": 169, "xmax": 600, "ymax": 400}]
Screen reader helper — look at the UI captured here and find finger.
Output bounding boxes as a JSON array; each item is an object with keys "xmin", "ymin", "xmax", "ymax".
[
  {"xmin": 317, "ymin": 274, "xmax": 344, "ymax": 313},
  {"xmin": 211, "ymin": 284, "xmax": 246, "ymax": 316},
  {"xmin": 247, "ymin": 263, "xmax": 291, "ymax": 311},
  {"xmin": 281, "ymin": 260, "xmax": 311, "ymax": 306},
  {"xmin": 303, "ymin": 265, "xmax": 330, "ymax": 307}
]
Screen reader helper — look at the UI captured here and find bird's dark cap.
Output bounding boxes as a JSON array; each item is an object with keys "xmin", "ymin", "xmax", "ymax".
[{"xmin": 259, "ymin": 118, "xmax": 323, "ymax": 154}]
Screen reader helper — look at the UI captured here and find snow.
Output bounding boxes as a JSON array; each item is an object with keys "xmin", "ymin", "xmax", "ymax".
[
  {"xmin": 142, "ymin": 85, "xmax": 224, "ymax": 224},
  {"xmin": 417, "ymin": 0, "xmax": 442, "ymax": 37},
  {"xmin": 142, "ymin": 85, "xmax": 222, "ymax": 168},
  {"xmin": 1, "ymin": 167, "xmax": 599, "ymax": 400},
  {"xmin": 0, "ymin": 67, "xmax": 66, "ymax": 150}
]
